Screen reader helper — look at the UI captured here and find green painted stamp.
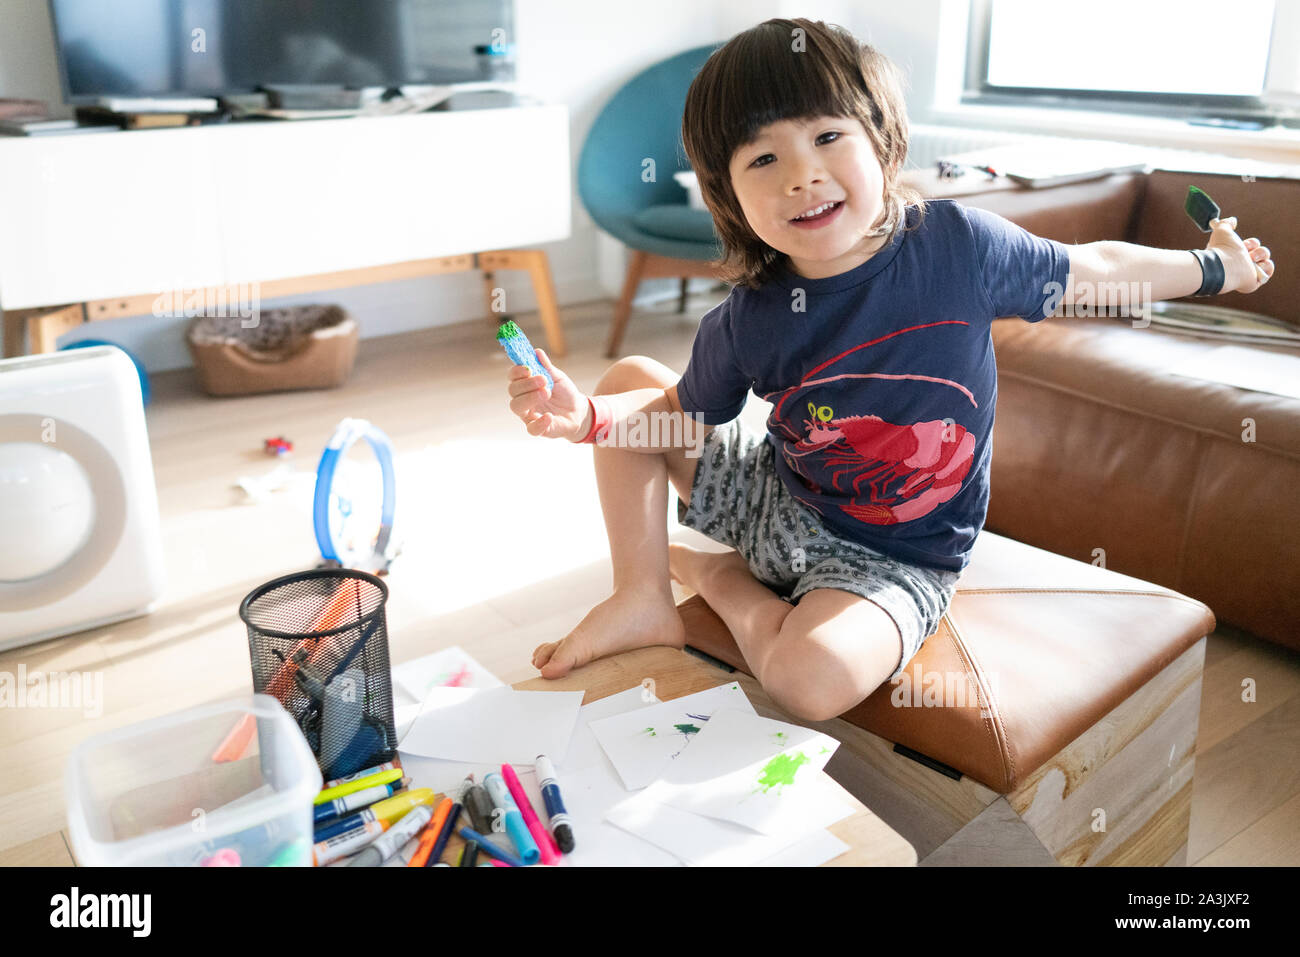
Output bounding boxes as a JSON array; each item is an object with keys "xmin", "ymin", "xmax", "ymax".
[{"xmin": 755, "ymin": 750, "xmax": 811, "ymax": 793}]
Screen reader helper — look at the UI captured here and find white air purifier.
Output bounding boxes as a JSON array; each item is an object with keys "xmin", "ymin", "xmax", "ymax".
[{"xmin": 0, "ymin": 347, "xmax": 165, "ymax": 651}]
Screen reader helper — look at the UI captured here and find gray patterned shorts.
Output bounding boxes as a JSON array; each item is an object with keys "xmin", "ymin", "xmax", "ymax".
[{"xmin": 676, "ymin": 418, "xmax": 962, "ymax": 680}]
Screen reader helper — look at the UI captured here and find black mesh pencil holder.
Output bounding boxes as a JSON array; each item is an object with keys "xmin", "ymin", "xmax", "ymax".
[{"xmin": 240, "ymin": 569, "xmax": 397, "ymax": 780}]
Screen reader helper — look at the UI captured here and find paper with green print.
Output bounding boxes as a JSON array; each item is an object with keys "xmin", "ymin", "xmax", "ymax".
[
  {"xmin": 637, "ymin": 708, "xmax": 842, "ymax": 836},
  {"xmin": 588, "ymin": 683, "xmax": 756, "ymax": 791}
]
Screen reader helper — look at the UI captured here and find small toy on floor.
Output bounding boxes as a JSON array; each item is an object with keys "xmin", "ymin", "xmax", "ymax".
[
  {"xmin": 496, "ymin": 318, "xmax": 553, "ymax": 390},
  {"xmin": 264, "ymin": 436, "xmax": 293, "ymax": 456}
]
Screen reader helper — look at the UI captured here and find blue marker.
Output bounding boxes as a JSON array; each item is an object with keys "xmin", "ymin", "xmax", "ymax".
[
  {"xmin": 496, "ymin": 319, "xmax": 553, "ymax": 390},
  {"xmin": 312, "ymin": 781, "xmax": 400, "ymax": 825},
  {"xmin": 535, "ymin": 754, "xmax": 576, "ymax": 853},
  {"xmin": 482, "ymin": 771, "xmax": 540, "ymax": 865},
  {"xmin": 457, "ymin": 826, "xmax": 527, "ymax": 868}
]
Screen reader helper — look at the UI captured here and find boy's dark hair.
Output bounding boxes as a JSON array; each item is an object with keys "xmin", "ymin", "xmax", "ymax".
[{"xmin": 682, "ymin": 18, "xmax": 927, "ymax": 290}]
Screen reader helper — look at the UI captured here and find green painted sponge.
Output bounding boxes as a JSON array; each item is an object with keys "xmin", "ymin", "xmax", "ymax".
[
  {"xmin": 496, "ymin": 319, "xmax": 553, "ymax": 390},
  {"xmin": 1184, "ymin": 185, "xmax": 1220, "ymax": 232}
]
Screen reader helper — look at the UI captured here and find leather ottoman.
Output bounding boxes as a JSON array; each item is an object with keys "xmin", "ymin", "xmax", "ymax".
[{"xmin": 678, "ymin": 529, "xmax": 1215, "ymax": 866}]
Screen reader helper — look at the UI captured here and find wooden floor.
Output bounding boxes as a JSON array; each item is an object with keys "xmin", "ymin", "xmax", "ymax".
[{"xmin": 1, "ymin": 292, "xmax": 1296, "ymax": 866}]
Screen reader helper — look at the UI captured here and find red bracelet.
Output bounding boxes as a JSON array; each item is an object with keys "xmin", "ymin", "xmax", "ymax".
[{"xmin": 578, "ymin": 395, "xmax": 613, "ymax": 444}]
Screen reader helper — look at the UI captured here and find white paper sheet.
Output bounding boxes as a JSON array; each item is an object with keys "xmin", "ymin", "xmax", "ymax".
[
  {"xmin": 392, "ymin": 646, "xmax": 503, "ymax": 701},
  {"xmin": 551, "ymin": 686, "xmax": 680, "ymax": 866},
  {"xmin": 588, "ymin": 682, "xmax": 756, "ymax": 790},
  {"xmin": 1167, "ymin": 345, "xmax": 1300, "ymax": 400},
  {"xmin": 757, "ymin": 829, "xmax": 852, "ymax": 867},
  {"xmin": 395, "ymin": 684, "xmax": 676, "ymax": 867},
  {"xmin": 604, "ymin": 784, "xmax": 854, "ymax": 867},
  {"xmin": 552, "ymin": 762, "xmax": 681, "ymax": 867},
  {"xmin": 639, "ymin": 708, "xmax": 841, "ymax": 836},
  {"xmin": 398, "ymin": 686, "xmax": 584, "ymax": 765},
  {"xmin": 559, "ymin": 686, "xmax": 660, "ymax": 773}
]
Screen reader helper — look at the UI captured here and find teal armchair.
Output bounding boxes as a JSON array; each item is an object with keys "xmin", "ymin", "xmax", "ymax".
[{"xmin": 578, "ymin": 45, "xmax": 725, "ymax": 356}]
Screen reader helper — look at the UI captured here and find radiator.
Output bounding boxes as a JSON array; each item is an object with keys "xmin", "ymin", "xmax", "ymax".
[{"xmin": 905, "ymin": 123, "xmax": 1037, "ymax": 171}]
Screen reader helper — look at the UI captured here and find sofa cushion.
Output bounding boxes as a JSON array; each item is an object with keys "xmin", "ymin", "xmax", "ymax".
[{"xmin": 678, "ymin": 530, "xmax": 1214, "ymax": 794}]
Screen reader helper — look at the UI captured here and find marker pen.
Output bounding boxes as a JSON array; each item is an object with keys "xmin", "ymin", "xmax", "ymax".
[
  {"xmin": 314, "ymin": 766, "xmax": 404, "ymax": 806},
  {"xmin": 458, "ymin": 840, "xmax": 479, "ymax": 867},
  {"xmin": 347, "ymin": 804, "xmax": 434, "ymax": 867},
  {"xmin": 407, "ymin": 797, "xmax": 452, "ymax": 867},
  {"xmin": 460, "ymin": 774, "xmax": 496, "ymax": 834},
  {"xmin": 424, "ymin": 802, "xmax": 462, "ymax": 868},
  {"xmin": 535, "ymin": 754, "xmax": 576, "ymax": 853},
  {"xmin": 312, "ymin": 820, "xmax": 386, "ymax": 866},
  {"xmin": 321, "ymin": 760, "xmax": 401, "ymax": 792},
  {"xmin": 482, "ymin": 771, "xmax": 540, "ymax": 865},
  {"xmin": 501, "ymin": 763, "xmax": 559, "ymax": 865},
  {"xmin": 312, "ymin": 780, "xmax": 403, "ymax": 824},
  {"xmin": 456, "ymin": 826, "xmax": 527, "ymax": 868},
  {"xmin": 314, "ymin": 788, "xmax": 436, "ymax": 842}
]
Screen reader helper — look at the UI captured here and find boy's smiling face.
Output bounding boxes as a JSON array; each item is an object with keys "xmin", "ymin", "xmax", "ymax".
[{"xmin": 728, "ymin": 114, "xmax": 891, "ymax": 281}]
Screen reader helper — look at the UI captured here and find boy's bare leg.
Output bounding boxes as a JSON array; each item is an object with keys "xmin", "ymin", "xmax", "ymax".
[
  {"xmin": 532, "ymin": 357, "xmax": 699, "ymax": 679},
  {"xmin": 669, "ymin": 544, "xmax": 904, "ymax": 722}
]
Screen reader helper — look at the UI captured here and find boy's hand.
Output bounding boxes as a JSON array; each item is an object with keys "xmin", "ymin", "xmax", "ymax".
[
  {"xmin": 1207, "ymin": 216, "xmax": 1274, "ymax": 294},
  {"xmin": 506, "ymin": 349, "xmax": 591, "ymax": 441}
]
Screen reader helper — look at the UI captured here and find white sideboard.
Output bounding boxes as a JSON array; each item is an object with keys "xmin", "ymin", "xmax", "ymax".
[{"xmin": 0, "ymin": 103, "xmax": 571, "ymax": 353}]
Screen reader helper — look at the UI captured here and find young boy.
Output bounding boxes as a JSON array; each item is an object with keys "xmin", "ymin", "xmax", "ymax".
[{"xmin": 505, "ymin": 18, "xmax": 1274, "ymax": 723}]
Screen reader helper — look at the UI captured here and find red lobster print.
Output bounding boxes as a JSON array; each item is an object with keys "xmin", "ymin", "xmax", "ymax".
[
  {"xmin": 765, "ymin": 320, "xmax": 981, "ymax": 526},
  {"xmin": 788, "ymin": 404, "xmax": 975, "ymax": 523}
]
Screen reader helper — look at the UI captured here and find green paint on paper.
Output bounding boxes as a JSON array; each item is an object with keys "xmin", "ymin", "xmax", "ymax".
[
  {"xmin": 755, "ymin": 751, "xmax": 810, "ymax": 793},
  {"xmin": 771, "ymin": 731, "xmax": 787, "ymax": 746},
  {"xmin": 819, "ymin": 746, "xmax": 831, "ymax": 755},
  {"xmin": 673, "ymin": 723, "xmax": 701, "ymax": 736},
  {"xmin": 642, "ymin": 727, "xmax": 657, "ymax": 737}
]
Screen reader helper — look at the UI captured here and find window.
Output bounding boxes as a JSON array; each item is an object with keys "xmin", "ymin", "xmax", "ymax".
[{"xmin": 964, "ymin": 0, "xmax": 1295, "ymax": 125}]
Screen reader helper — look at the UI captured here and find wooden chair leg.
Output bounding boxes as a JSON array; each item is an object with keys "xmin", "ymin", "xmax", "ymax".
[
  {"xmin": 606, "ymin": 249, "xmax": 648, "ymax": 358},
  {"xmin": 24, "ymin": 304, "xmax": 85, "ymax": 354},
  {"xmin": 523, "ymin": 249, "xmax": 566, "ymax": 359},
  {"xmin": 677, "ymin": 277, "xmax": 689, "ymax": 313},
  {"xmin": 2, "ymin": 312, "xmax": 26, "ymax": 358},
  {"xmin": 481, "ymin": 267, "xmax": 504, "ymax": 333}
]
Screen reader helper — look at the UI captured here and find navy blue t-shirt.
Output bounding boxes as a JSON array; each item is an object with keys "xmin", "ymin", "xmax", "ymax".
[{"xmin": 675, "ymin": 199, "xmax": 1071, "ymax": 573}]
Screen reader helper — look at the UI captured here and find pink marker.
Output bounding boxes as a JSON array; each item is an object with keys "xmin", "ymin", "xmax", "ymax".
[{"xmin": 501, "ymin": 763, "xmax": 561, "ymax": 866}]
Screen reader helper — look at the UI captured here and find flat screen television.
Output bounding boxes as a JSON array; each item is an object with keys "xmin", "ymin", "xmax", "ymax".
[{"xmin": 49, "ymin": 0, "xmax": 516, "ymax": 102}]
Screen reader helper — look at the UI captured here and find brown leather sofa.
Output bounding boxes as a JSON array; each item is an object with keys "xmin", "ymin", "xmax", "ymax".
[{"xmin": 957, "ymin": 169, "xmax": 1299, "ymax": 652}]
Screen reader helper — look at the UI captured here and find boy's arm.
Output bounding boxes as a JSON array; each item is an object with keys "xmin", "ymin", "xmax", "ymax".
[
  {"xmin": 566, "ymin": 383, "xmax": 713, "ymax": 452},
  {"xmin": 1053, "ymin": 218, "xmax": 1273, "ymax": 316}
]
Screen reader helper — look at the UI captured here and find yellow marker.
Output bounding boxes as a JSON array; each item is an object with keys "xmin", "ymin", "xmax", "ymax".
[
  {"xmin": 370, "ymin": 788, "xmax": 438, "ymax": 825},
  {"xmin": 314, "ymin": 767, "xmax": 404, "ymax": 805},
  {"xmin": 311, "ymin": 788, "xmax": 440, "ymax": 844}
]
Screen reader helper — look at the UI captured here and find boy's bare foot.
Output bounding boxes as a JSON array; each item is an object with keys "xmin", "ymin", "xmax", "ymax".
[
  {"xmin": 531, "ymin": 587, "xmax": 685, "ymax": 679},
  {"xmin": 667, "ymin": 542, "xmax": 751, "ymax": 597}
]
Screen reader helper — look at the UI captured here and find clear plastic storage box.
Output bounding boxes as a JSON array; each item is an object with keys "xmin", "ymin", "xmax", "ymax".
[{"xmin": 66, "ymin": 694, "xmax": 322, "ymax": 866}]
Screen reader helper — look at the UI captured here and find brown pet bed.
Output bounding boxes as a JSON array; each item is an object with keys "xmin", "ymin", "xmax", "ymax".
[{"xmin": 187, "ymin": 305, "xmax": 358, "ymax": 396}]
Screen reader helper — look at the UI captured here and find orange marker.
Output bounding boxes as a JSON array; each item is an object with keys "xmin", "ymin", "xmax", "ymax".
[{"xmin": 407, "ymin": 796, "xmax": 452, "ymax": 867}]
